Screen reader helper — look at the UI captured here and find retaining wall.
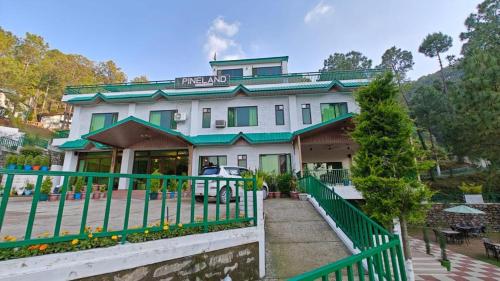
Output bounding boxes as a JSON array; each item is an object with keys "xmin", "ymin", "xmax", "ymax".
[{"xmin": 426, "ymin": 203, "xmax": 500, "ymax": 231}]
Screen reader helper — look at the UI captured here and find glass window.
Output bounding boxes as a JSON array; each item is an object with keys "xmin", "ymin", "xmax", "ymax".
[
  {"xmin": 237, "ymin": 154, "xmax": 247, "ymax": 168},
  {"xmin": 259, "ymin": 154, "xmax": 291, "ymax": 174},
  {"xmin": 89, "ymin": 113, "xmax": 118, "ymax": 132},
  {"xmin": 202, "ymin": 108, "xmax": 211, "ymax": 128},
  {"xmin": 199, "ymin": 155, "xmax": 227, "ymax": 174},
  {"xmin": 228, "ymin": 106, "xmax": 258, "ymax": 127},
  {"xmin": 219, "ymin": 68, "xmax": 243, "ymax": 78},
  {"xmin": 275, "ymin": 105, "xmax": 284, "ymax": 125},
  {"xmin": 252, "ymin": 66, "xmax": 282, "ymax": 76},
  {"xmin": 150, "ymin": 110, "xmax": 177, "ymax": 129},
  {"xmin": 302, "ymin": 104, "xmax": 312, "ymax": 124},
  {"xmin": 320, "ymin": 103, "xmax": 348, "ymax": 122}
]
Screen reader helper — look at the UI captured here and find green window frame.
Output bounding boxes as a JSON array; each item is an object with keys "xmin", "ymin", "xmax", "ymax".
[
  {"xmin": 320, "ymin": 103, "xmax": 348, "ymax": 122},
  {"xmin": 202, "ymin": 108, "xmax": 211, "ymax": 128},
  {"xmin": 237, "ymin": 154, "xmax": 247, "ymax": 168},
  {"xmin": 259, "ymin": 154, "xmax": 291, "ymax": 174},
  {"xmin": 275, "ymin": 105, "xmax": 284, "ymax": 125},
  {"xmin": 89, "ymin": 113, "xmax": 118, "ymax": 132},
  {"xmin": 149, "ymin": 110, "xmax": 177, "ymax": 129},
  {"xmin": 199, "ymin": 155, "xmax": 227, "ymax": 174},
  {"xmin": 228, "ymin": 106, "xmax": 258, "ymax": 127},
  {"xmin": 301, "ymin": 104, "xmax": 311, "ymax": 124}
]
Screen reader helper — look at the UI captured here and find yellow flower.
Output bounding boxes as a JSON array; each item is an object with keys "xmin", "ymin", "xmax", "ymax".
[
  {"xmin": 144, "ymin": 230, "xmax": 149, "ymax": 234},
  {"xmin": 111, "ymin": 235, "xmax": 118, "ymax": 241},
  {"xmin": 163, "ymin": 225, "xmax": 169, "ymax": 231},
  {"xmin": 88, "ymin": 233, "xmax": 93, "ymax": 238},
  {"xmin": 39, "ymin": 244, "xmax": 48, "ymax": 251},
  {"xmin": 3, "ymin": 235, "xmax": 16, "ymax": 242},
  {"xmin": 178, "ymin": 223, "xmax": 183, "ymax": 228},
  {"xmin": 71, "ymin": 239, "xmax": 79, "ymax": 245},
  {"xmin": 62, "ymin": 230, "xmax": 70, "ymax": 236}
]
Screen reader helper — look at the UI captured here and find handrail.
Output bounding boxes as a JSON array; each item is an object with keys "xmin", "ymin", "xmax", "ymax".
[
  {"xmin": 291, "ymin": 176, "xmax": 407, "ymax": 280},
  {"xmin": 0, "ymin": 170, "xmax": 257, "ymax": 250}
]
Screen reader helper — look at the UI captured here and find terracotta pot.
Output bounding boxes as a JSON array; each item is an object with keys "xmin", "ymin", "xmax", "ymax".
[
  {"xmin": 32, "ymin": 165, "xmax": 41, "ymax": 171},
  {"xmin": 66, "ymin": 191, "xmax": 74, "ymax": 200},
  {"xmin": 48, "ymin": 194, "xmax": 60, "ymax": 201},
  {"xmin": 290, "ymin": 191, "xmax": 299, "ymax": 199},
  {"xmin": 92, "ymin": 192, "xmax": 100, "ymax": 199},
  {"xmin": 275, "ymin": 192, "xmax": 281, "ymax": 198}
]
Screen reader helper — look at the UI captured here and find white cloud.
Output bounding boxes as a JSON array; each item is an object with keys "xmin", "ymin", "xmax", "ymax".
[
  {"xmin": 304, "ymin": 1, "xmax": 333, "ymax": 24},
  {"xmin": 204, "ymin": 16, "xmax": 245, "ymax": 60}
]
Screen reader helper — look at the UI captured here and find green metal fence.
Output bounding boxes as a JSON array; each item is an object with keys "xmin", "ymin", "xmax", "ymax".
[
  {"xmin": 305, "ymin": 169, "xmax": 351, "ymax": 186},
  {"xmin": 290, "ymin": 176, "xmax": 407, "ymax": 281},
  {"xmin": 0, "ymin": 170, "xmax": 257, "ymax": 249},
  {"xmin": 53, "ymin": 130, "xmax": 70, "ymax": 139},
  {"xmin": 0, "ymin": 136, "xmax": 49, "ymax": 150}
]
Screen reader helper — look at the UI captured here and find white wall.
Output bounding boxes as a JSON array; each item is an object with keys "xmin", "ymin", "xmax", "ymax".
[
  {"xmin": 133, "ymin": 100, "xmax": 192, "ymax": 135},
  {"xmin": 212, "ymin": 61, "xmax": 285, "ymax": 76},
  {"xmin": 192, "ymin": 142, "xmax": 295, "ymax": 175}
]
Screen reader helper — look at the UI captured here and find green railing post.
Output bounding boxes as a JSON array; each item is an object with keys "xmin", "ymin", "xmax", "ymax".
[
  {"xmin": 79, "ymin": 176, "xmax": 93, "ymax": 234},
  {"xmin": 54, "ymin": 176, "xmax": 69, "ymax": 237},
  {"xmin": 0, "ymin": 174, "xmax": 15, "ymax": 232},
  {"xmin": 175, "ymin": 178, "xmax": 182, "ymax": 225},
  {"xmin": 190, "ymin": 179, "xmax": 195, "ymax": 223},
  {"xmin": 215, "ymin": 180, "xmax": 220, "ymax": 221},
  {"xmin": 161, "ymin": 177, "xmax": 168, "ymax": 226},
  {"xmin": 102, "ymin": 176, "xmax": 115, "ymax": 232},
  {"xmin": 121, "ymin": 178, "xmax": 134, "ymax": 243},
  {"xmin": 252, "ymin": 175, "xmax": 257, "ymax": 226},
  {"xmin": 24, "ymin": 175, "xmax": 43, "ymax": 239},
  {"xmin": 203, "ymin": 179, "xmax": 209, "ymax": 233},
  {"xmin": 143, "ymin": 178, "xmax": 151, "ymax": 228}
]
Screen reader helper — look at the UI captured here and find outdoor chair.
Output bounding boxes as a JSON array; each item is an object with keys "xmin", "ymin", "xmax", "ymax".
[{"xmin": 483, "ymin": 238, "xmax": 500, "ymax": 261}]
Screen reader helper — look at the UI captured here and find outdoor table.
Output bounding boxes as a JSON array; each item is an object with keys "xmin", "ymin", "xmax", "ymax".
[{"xmin": 440, "ymin": 230, "xmax": 463, "ymax": 244}]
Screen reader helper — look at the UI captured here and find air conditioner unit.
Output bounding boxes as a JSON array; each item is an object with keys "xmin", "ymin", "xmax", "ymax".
[
  {"xmin": 215, "ymin": 120, "xmax": 226, "ymax": 128},
  {"xmin": 174, "ymin": 112, "xmax": 187, "ymax": 122}
]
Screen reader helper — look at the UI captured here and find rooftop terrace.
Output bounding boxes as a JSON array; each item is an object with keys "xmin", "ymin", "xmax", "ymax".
[{"xmin": 64, "ymin": 69, "xmax": 386, "ymax": 95}]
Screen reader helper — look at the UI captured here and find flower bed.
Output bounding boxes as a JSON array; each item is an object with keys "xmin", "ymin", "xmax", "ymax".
[{"xmin": 0, "ymin": 221, "xmax": 251, "ymax": 261}]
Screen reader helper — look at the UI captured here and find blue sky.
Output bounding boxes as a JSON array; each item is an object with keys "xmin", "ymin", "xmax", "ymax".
[{"xmin": 0, "ymin": 0, "xmax": 481, "ymax": 81}]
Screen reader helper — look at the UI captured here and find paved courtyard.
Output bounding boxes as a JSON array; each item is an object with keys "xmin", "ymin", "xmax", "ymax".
[{"xmin": 0, "ymin": 196, "xmax": 238, "ymax": 239}]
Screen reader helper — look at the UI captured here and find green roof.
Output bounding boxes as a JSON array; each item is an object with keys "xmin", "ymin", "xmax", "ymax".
[
  {"xmin": 59, "ymin": 139, "xmax": 110, "ymax": 150},
  {"xmin": 59, "ymin": 114, "xmax": 354, "ymax": 149},
  {"xmin": 209, "ymin": 56, "xmax": 288, "ymax": 66}
]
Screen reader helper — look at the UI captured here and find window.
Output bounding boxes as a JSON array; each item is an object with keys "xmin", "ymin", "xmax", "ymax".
[
  {"xmin": 219, "ymin": 68, "xmax": 243, "ymax": 77},
  {"xmin": 199, "ymin": 155, "xmax": 227, "ymax": 174},
  {"xmin": 275, "ymin": 105, "xmax": 284, "ymax": 125},
  {"xmin": 237, "ymin": 155, "xmax": 247, "ymax": 168},
  {"xmin": 228, "ymin": 106, "xmax": 258, "ymax": 127},
  {"xmin": 252, "ymin": 66, "xmax": 282, "ymax": 76},
  {"xmin": 150, "ymin": 110, "xmax": 177, "ymax": 129},
  {"xmin": 259, "ymin": 154, "xmax": 291, "ymax": 174},
  {"xmin": 202, "ymin": 108, "xmax": 211, "ymax": 128},
  {"xmin": 90, "ymin": 113, "xmax": 118, "ymax": 132},
  {"xmin": 301, "ymin": 104, "xmax": 312, "ymax": 124},
  {"xmin": 320, "ymin": 103, "xmax": 348, "ymax": 122}
]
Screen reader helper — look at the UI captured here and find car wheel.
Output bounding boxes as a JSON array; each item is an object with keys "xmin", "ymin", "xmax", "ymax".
[
  {"xmin": 195, "ymin": 196, "xmax": 204, "ymax": 203},
  {"xmin": 220, "ymin": 187, "xmax": 231, "ymax": 204},
  {"xmin": 262, "ymin": 186, "xmax": 269, "ymax": 200}
]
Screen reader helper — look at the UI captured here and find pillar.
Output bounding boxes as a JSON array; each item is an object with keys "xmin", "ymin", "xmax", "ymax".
[
  {"xmin": 188, "ymin": 145, "xmax": 194, "ymax": 176},
  {"xmin": 118, "ymin": 149, "xmax": 134, "ymax": 189}
]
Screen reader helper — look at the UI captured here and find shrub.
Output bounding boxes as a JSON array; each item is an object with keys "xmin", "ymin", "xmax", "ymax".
[
  {"xmin": 264, "ymin": 172, "xmax": 278, "ymax": 192},
  {"xmin": 6, "ymin": 154, "xmax": 17, "ymax": 165},
  {"xmin": 168, "ymin": 179, "xmax": 178, "ymax": 192},
  {"xmin": 150, "ymin": 170, "xmax": 162, "ymax": 193},
  {"xmin": 17, "ymin": 155, "xmax": 25, "ymax": 166},
  {"xmin": 74, "ymin": 177, "xmax": 84, "ymax": 193},
  {"xmin": 277, "ymin": 173, "xmax": 296, "ymax": 195},
  {"xmin": 25, "ymin": 181, "xmax": 34, "ymax": 191},
  {"xmin": 40, "ymin": 177, "xmax": 52, "ymax": 194},
  {"xmin": 20, "ymin": 146, "xmax": 43, "ymax": 158},
  {"xmin": 459, "ymin": 182, "xmax": 482, "ymax": 194},
  {"xmin": 241, "ymin": 170, "xmax": 265, "ymax": 191},
  {"xmin": 33, "ymin": 155, "xmax": 41, "ymax": 166},
  {"xmin": 41, "ymin": 156, "xmax": 50, "ymax": 167},
  {"xmin": 25, "ymin": 155, "xmax": 33, "ymax": 166}
]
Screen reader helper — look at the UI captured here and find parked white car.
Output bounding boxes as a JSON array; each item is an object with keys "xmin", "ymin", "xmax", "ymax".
[{"xmin": 195, "ymin": 166, "xmax": 268, "ymax": 203}]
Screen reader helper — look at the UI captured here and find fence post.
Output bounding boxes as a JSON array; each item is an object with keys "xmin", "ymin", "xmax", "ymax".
[{"xmin": 252, "ymin": 175, "xmax": 257, "ymax": 226}]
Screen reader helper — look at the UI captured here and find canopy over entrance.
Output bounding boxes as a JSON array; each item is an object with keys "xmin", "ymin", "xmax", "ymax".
[{"xmin": 82, "ymin": 116, "xmax": 192, "ymax": 149}]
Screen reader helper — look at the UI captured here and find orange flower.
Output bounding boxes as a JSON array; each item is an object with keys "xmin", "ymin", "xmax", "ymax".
[
  {"xmin": 95, "ymin": 226, "xmax": 103, "ymax": 233},
  {"xmin": 39, "ymin": 244, "xmax": 48, "ymax": 251},
  {"xmin": 28, "ymin": 245, "xmax": 39, "ymax": 251}
]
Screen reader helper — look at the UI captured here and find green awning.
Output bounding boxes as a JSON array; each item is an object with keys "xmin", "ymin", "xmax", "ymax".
[{"xmin": 59, "ymin": 139, "xmax": 110, "ymax": 150}]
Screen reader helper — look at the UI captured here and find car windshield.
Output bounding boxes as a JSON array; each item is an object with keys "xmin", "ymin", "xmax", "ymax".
[
  {"xmin": 201, "ymin": 167, "xmax": 220, "ymax": 175},
  {"xmin": 225, "ymin": 167, "xmax": 240, "ymax": 176}
]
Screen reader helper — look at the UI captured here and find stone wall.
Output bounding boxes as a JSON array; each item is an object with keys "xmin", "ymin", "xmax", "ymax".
[
  {"xmin": 76, "ymin": 242, "xmax": 259, "ymax": 281},
  {"xmin": 426, "ymin": 203, "xmax": 500, "ymax": 231}
]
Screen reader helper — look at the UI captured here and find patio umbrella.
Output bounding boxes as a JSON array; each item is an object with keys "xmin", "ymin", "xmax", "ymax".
[{"xmin": 443, "ymin": 205, "xmax": 485, "ymax": 214}]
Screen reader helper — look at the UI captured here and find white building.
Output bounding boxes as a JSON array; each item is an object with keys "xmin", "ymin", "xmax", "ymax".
[{"xmin": 53, "ymin": 56, "xmax": 381, "ymax": 189}]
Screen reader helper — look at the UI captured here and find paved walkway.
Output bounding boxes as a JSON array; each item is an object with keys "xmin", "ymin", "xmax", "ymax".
[
  {"xmin": 411, "ymin": 239, "xmax": 500, "ymax": 281},
  {"xmin": 263, "ymin": 199, "xmax": 349, "ymax": 280}
]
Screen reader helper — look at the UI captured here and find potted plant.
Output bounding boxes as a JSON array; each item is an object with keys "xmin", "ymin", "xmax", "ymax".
[
  {"xmin": 6, "ymin": 154, "xmax": 17, "ymax": 170},
  {"xmin": 24, "ymin": 182, "xmax": 34, "ymax": 196},
  {"xmin": 32, "ymin": 155, "xmax": 41, "ymax": 171},
  {"xmin": 298, "ymin": 184, "xmax": 308, "ymax": 201},
  {"xmin": 277, "ymin": 173, "xmax": 294, "ymax": 198},
  {"xmin": 24, "ymin": 155, "xmax": 33, "ymax": 171},
  {"xmin": 73, "ymin": 177, "xmax": 84, "ymax": 200},
  {"xmin": 264, "ymin": 173, "xmax": 278, "ymax": 198},
  {"xmin": 182, "ymin": 180, "xmax": 189, "ymax": 197},
  {"xmin": 40, "ymin": 177, "xmax": 52, "ymax": 201},
  {"xmin": 150, "ymin": 170, "xmax": 161, "ymax": 200},
  {"xmin": 40, "ymin": 156, "xmax": 50, "ymax": 171},
  {"xmin": 99, "ymin": 184, "xmax": 107, "ymax": 199},
  {"xmin": 17, "ymin": 154, "xmax": 25, "ymax": 170},
  {"xmin": 168, "ymin": 178, "xmax": 177, "ymax": 199}
]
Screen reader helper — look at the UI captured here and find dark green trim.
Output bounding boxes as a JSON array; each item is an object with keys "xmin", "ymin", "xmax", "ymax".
[{"xmin": 209, "ymin": 56, "xmax": 288, "ymax": 66}]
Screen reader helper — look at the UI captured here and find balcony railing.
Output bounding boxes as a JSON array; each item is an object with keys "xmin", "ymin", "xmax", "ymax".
[
  {"xmin": 290, "ymin": 176, "xmax": 407, "ymax": 280},
  {"xmin": 0, "ymin": 170, "xmax": 258, "ymax": 250},
  {"xmin": 305, "ymin": 168, "xmax": 352, "ymax": 186},
  {"xmin": 0, "ymin": 136, "xmax": 49, "ymax": 150},
  {"xmin": 64, "ymin": 69, "xmax": 386, "ymax": 95}
]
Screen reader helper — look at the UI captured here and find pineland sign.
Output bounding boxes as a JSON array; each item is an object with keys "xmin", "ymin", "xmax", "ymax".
[{"xmin": 175, "ymin": 75, "xmax": 229, "ymax": 89}]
